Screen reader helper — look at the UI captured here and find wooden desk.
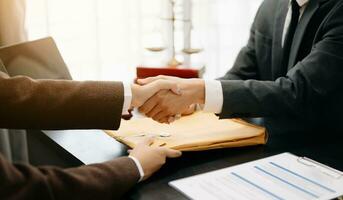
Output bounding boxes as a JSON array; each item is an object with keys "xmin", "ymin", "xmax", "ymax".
[{"xmin": 27, "ymin": 129, "xmax": 343, "ymax": 200}]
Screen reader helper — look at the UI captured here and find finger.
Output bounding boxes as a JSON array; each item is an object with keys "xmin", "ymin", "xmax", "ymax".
[
  {"xmin": 153, "ymin": 110, "xmax": 170, "ymax": 122},
  {"xmin": 182, "ymin": 104, "xmax": 196, "ymax": 116},
  {"xmin": 158, "ymin": 117, "xmax": 171, "ymax": 124},
  {"xmin": 137, "ymin": 75, "xmax": 164, "ymax": 85},
  {"xmin": 168, "ymin": 116, "xmax": 175, "ymax": 123},
  {"xmin": 127, "ymin": 149, "xmax": 132, "ymax": 154},
  {"xmin": 146, "ymin": 106, "xmax": 162, "ymax": 120},
  {"xmin": 138, "ymin": 137, "xmax": 154, "ymax": 146},
  {"xmin": 139, "ymin": 97, "xmax": 159, "ymax": 114},
  {"xmin": 162, "ymin": 148, "xmax": 182, "ymax": 158},
  {"xmin": 136, "ymin": 77, "xmax": 155, "ymax": 85},
  {"xmin": 146, "ymin": 106, "xmax": 162, "ymax": 118}
]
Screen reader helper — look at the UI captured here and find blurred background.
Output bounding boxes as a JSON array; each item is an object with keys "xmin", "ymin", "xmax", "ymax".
[
  {"xmin": 0, "ymin": 0, "xmax": 262, "ymax": 166},
  {"xmin": 25, "ymin": 0, "xmax": 262, "ymax": 81}
]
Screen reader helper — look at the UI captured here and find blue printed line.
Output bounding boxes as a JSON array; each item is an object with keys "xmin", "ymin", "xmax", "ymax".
[
  {"xmin": 269, "ymin": 162, "xmax": 336, "ymax": 193},
  {"xmin": 255, "ymin": 166, "xmax": 319, "ymax": 199},
  {"xmin": 231, "ymin": 172, "xmax": 285, "ymax": 200}
]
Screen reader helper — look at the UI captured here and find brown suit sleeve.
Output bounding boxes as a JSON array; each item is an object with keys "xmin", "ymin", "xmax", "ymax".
[
  {"xmin": 0, "ymin": 71, "xmax": 140, "ymax": 199},
  {"xmin": 0, "ymin": 154, "xmax": 140, "ymax": 200},
  {"xmin": 0, "ymin": 71, "xmax": 124, "ymax": 130}
]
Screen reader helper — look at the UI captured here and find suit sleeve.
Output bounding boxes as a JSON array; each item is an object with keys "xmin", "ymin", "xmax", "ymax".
[
  {"xmin": 219, "ymin": 2, "xmax": 343, "ymax": 119},
  {"xmin": 0, "ymin": 72, "xmax": 124, "ymax": 130},
  {"xmin": 0, "ymin": 154, "xmax": 140, "ymax": 200}
]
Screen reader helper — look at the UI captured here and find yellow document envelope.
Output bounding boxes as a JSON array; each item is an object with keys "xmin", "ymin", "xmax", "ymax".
[{"xmin": 105, "ymin": 112, "xmax": 267, "ymax": 151}]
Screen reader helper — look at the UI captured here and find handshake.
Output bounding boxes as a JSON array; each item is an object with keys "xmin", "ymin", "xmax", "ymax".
[
  {"xmin": 126, "ymin": 75, "xmax": 205, "ymax": 181},
  {"xmin": 130, "ymin": 75, "xmax": 206, "ymax": 123}
]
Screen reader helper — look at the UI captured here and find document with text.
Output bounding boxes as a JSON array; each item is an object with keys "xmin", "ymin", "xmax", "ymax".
[{"xmin": 169, "ymin": 153, "xmax": 343, "ymax": 200}]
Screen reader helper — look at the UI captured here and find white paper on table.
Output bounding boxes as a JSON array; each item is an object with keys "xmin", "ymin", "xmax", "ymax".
[{"xmin": 169, "ymin": 153, "xmax": 343, "ymax": 200}]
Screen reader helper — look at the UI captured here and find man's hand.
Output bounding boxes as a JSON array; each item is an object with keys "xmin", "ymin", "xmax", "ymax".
[
  {"xmin": 129, "ymin": 137, "xmax": 182, "ymax": 181},
  {"xmin": 131, "ymin": 79, "xmax": 181, "ymax": 108},
  {"xmin": 137, "ymin": 75, "xmax": 205, "ymax": 123}
]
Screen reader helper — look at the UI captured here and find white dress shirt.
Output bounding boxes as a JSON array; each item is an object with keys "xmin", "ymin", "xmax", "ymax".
[
  {"xmin": 122, "ymin": 84, "xmax": 145, "ymax": 181},
  {"xmin": 204, "ymin": 0, "xmax": 309, "ymax": 114},
  {"xmin": 128, "ymin": 155, "xmax": 145, "ymax": 182},
  {"xmin": 122, "ymin": 83, "xmax": 132, "ymax": 115}
]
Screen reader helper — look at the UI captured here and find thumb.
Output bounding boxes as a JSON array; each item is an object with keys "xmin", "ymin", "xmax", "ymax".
[
  {"xmin": 163, "ymin": 148, "xmax": 182, "ymax": 158},
  {"xmin": 137, "ymin": 77, "xmax": 158, "ymax": 85}
]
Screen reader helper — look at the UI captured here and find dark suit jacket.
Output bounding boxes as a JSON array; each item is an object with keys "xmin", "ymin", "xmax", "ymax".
[
  {"xmin": 0, "ymin": 52, "xmax": 140, "ymax": 198},
  {"xmin": 219, "ymin": 0, "xmax": 343, "ymax": 135}
]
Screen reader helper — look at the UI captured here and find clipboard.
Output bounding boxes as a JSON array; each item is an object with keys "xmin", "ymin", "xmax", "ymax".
[
  {"xmin": 169, "ymin": 153, "xmax": 343, "ymax": 200},
  {"xmin": 297, "ymin": 156, "xmax": 343, "ymax": 180}
]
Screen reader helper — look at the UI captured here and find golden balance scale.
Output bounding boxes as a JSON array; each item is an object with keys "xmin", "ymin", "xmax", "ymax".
[{"xmin": 145, "ymin": 0, "xmax": 203, "ymax": 68}]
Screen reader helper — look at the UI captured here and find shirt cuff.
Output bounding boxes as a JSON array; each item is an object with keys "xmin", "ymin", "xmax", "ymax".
[
  {"xmin": 128, "ymin": 156, "xmax": 144, "ymax": 182},
  {"xmin": 122, "ymin": 83, "xmax": 132, "ymax": 115},
  {"xmin": 203, "ymin": 80, "xmax": 223, "ymax": 114}
]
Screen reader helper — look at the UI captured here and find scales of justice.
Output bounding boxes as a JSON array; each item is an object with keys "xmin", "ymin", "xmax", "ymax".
[{"xmin": 144, "ymin": 0, "xmax": 203, "ymax": 69}]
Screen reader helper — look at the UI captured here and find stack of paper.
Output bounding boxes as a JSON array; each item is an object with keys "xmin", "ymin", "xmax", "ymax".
[
  {"xmin": 169, "ymin": 153, "xmax": 343, "ymax": 200},
  {"xmin": 105, "ymin": 112, "xmax": 266, "ymax": 151}
]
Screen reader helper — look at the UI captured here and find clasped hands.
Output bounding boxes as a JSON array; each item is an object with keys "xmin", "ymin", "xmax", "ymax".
[
  {"xmin": 127, "ymin": 75, "xmax": 204, "ymax": 180},
  {"xmin": 131, "ymin": 75, "xmax": 205, "ymax": 123}
]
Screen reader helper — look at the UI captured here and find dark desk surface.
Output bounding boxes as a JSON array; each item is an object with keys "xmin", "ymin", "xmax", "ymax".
[{"xmin": 41, "ymin": 130, "xmax": 343, "ymax": 200}]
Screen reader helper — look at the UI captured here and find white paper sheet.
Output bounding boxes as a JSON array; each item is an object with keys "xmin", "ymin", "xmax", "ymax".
[{"xmin": 169, "ymin": 153, "xmax": 343, "ymax": 200}]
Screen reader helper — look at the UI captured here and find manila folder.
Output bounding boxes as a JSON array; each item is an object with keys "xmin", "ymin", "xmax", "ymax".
[{"xmin": 105, "ymin": 112, "xmax": 267, "ymax": 151}]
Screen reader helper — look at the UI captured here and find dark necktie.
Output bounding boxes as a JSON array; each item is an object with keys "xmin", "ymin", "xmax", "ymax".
[{"xmin": 282, "ymin": 0, "xmax": 300, "ymax": 73}]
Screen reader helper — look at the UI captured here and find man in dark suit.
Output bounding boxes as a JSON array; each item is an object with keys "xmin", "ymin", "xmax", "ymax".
[
  {"xmin": 0, "ymin": 61, "xmax": 182, "ymax": 199},
  {"xmin": 138, "ymin": 0, "xmax": 343, "ymax": 136}
]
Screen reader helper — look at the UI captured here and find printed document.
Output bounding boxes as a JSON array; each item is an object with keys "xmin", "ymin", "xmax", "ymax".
[{"xmin": 169, "ymin": 153, "xmax": 343, "ymax": 200}]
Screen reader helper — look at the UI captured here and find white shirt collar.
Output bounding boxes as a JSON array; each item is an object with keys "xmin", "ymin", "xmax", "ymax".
[{"xmin": 295, "ymin": 0, "xmax": 310, "ymax": 7}]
